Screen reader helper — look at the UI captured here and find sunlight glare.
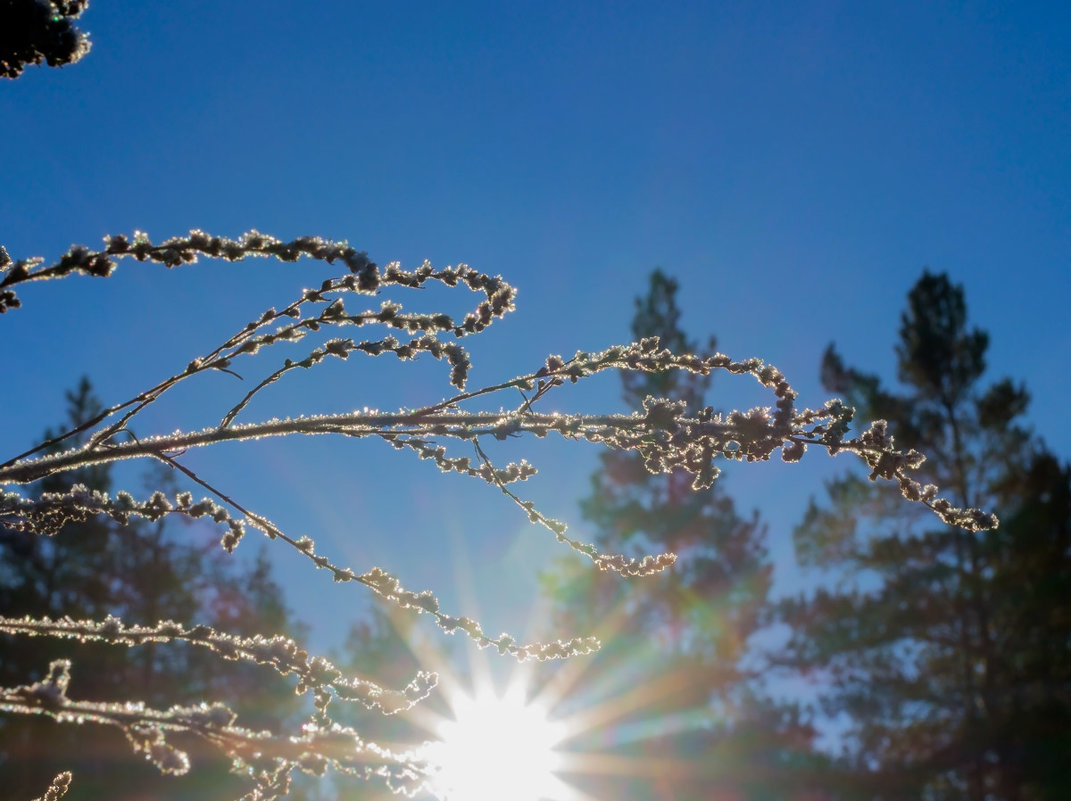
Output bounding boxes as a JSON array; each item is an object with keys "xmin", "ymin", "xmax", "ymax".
[{"xmin": 426, "ymin": 686, "xmax": 568, "ymax": 801}]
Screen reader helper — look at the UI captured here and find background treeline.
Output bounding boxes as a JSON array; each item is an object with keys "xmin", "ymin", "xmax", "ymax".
[
  {"xmin": 538, "ymin": 268, "xmax": 1070, "ymax": 801},
  {"xmin": 0, "ymin": 379, "xmax": 311, "ymax": 800}
]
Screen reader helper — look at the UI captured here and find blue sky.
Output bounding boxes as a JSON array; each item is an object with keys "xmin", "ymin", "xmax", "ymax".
[{"xmin": 2, "ymin": 1, "xmax": 1069, "ymax": 656}]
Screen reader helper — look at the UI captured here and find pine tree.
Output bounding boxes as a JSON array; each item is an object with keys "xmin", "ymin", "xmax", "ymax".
[
  {"xmin": 545, "ymin": 270, "xmax": 823, "ymax": 800},
  {"xmin": 777, "ymin": 271, "xmax": 1071, "ymax": 801},
  {"xmin": 0, "ymin": 378, "xmax": 307, "ymax": 801}
]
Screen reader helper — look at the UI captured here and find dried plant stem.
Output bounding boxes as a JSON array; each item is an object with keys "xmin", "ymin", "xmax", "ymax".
[{"xmin": 0, "ymin": 230, "xmax": 997, "ymax": 800}]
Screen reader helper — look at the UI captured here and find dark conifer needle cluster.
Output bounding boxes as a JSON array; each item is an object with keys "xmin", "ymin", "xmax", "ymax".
[{"xmin": 0, "ymin": 0, "xmax": 91, "ymax": 79}]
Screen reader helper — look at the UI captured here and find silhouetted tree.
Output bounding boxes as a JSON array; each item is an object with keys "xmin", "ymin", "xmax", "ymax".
[
  {"xmin": 546, "ymin": 270, "xmax": 829, "ymax": 800},
  {"xmin": 0, "ymin": 0, "xmax": 91, "ymax": 79},
  {"xmin": 777, "ymin": 272, "xmax": 1071, "ymax": 801}
]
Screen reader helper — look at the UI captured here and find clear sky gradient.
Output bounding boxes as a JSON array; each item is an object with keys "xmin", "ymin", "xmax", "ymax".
[{"xmin": 2, "ymin": 2, "xmax": 1069, "ymax": 654}]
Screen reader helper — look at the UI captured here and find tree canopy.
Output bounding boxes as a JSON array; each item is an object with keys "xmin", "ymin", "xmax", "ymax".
[
  {"xmin": 0, "ymin": 0, "xmax": 91, "ymax": 79},
  {"xmin": 777, "ymin": 271, "xmax": 1071, "ymax": 801}
]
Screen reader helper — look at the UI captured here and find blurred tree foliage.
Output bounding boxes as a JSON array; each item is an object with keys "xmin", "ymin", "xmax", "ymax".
[
  {"xmin": 544, "ymin": 270, "xmax": 829, "ymax": 800},
  {"xmin": 777, "ymin": 272, "xmax": 1071, "ymax": 801},
  {"xmin": 0, "ymin": 378, "xmax": 308, "ymax": 801},
  {"xmin": 324, "ymin": 602, "xmax": 431, "ymax": 801}
]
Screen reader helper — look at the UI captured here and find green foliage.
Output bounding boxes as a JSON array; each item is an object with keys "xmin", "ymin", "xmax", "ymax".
[{"xmin": 778, "ymin": 271, "xmax": 1071, "ymax": 801}]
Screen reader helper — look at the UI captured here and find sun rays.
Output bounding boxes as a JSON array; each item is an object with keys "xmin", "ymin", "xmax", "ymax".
[{"xmin": 360, "ymin": 577, "xmax": 723, "ymax": 801}]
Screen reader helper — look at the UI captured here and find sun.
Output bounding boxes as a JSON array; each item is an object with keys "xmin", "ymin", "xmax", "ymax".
[
  {"xmin": 424, "ymin": 684, "xmax": 570, "ymax": 801},
  {"xmin": 356, "ymin": 542, "xmax": 702, "ymax": 801}
]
